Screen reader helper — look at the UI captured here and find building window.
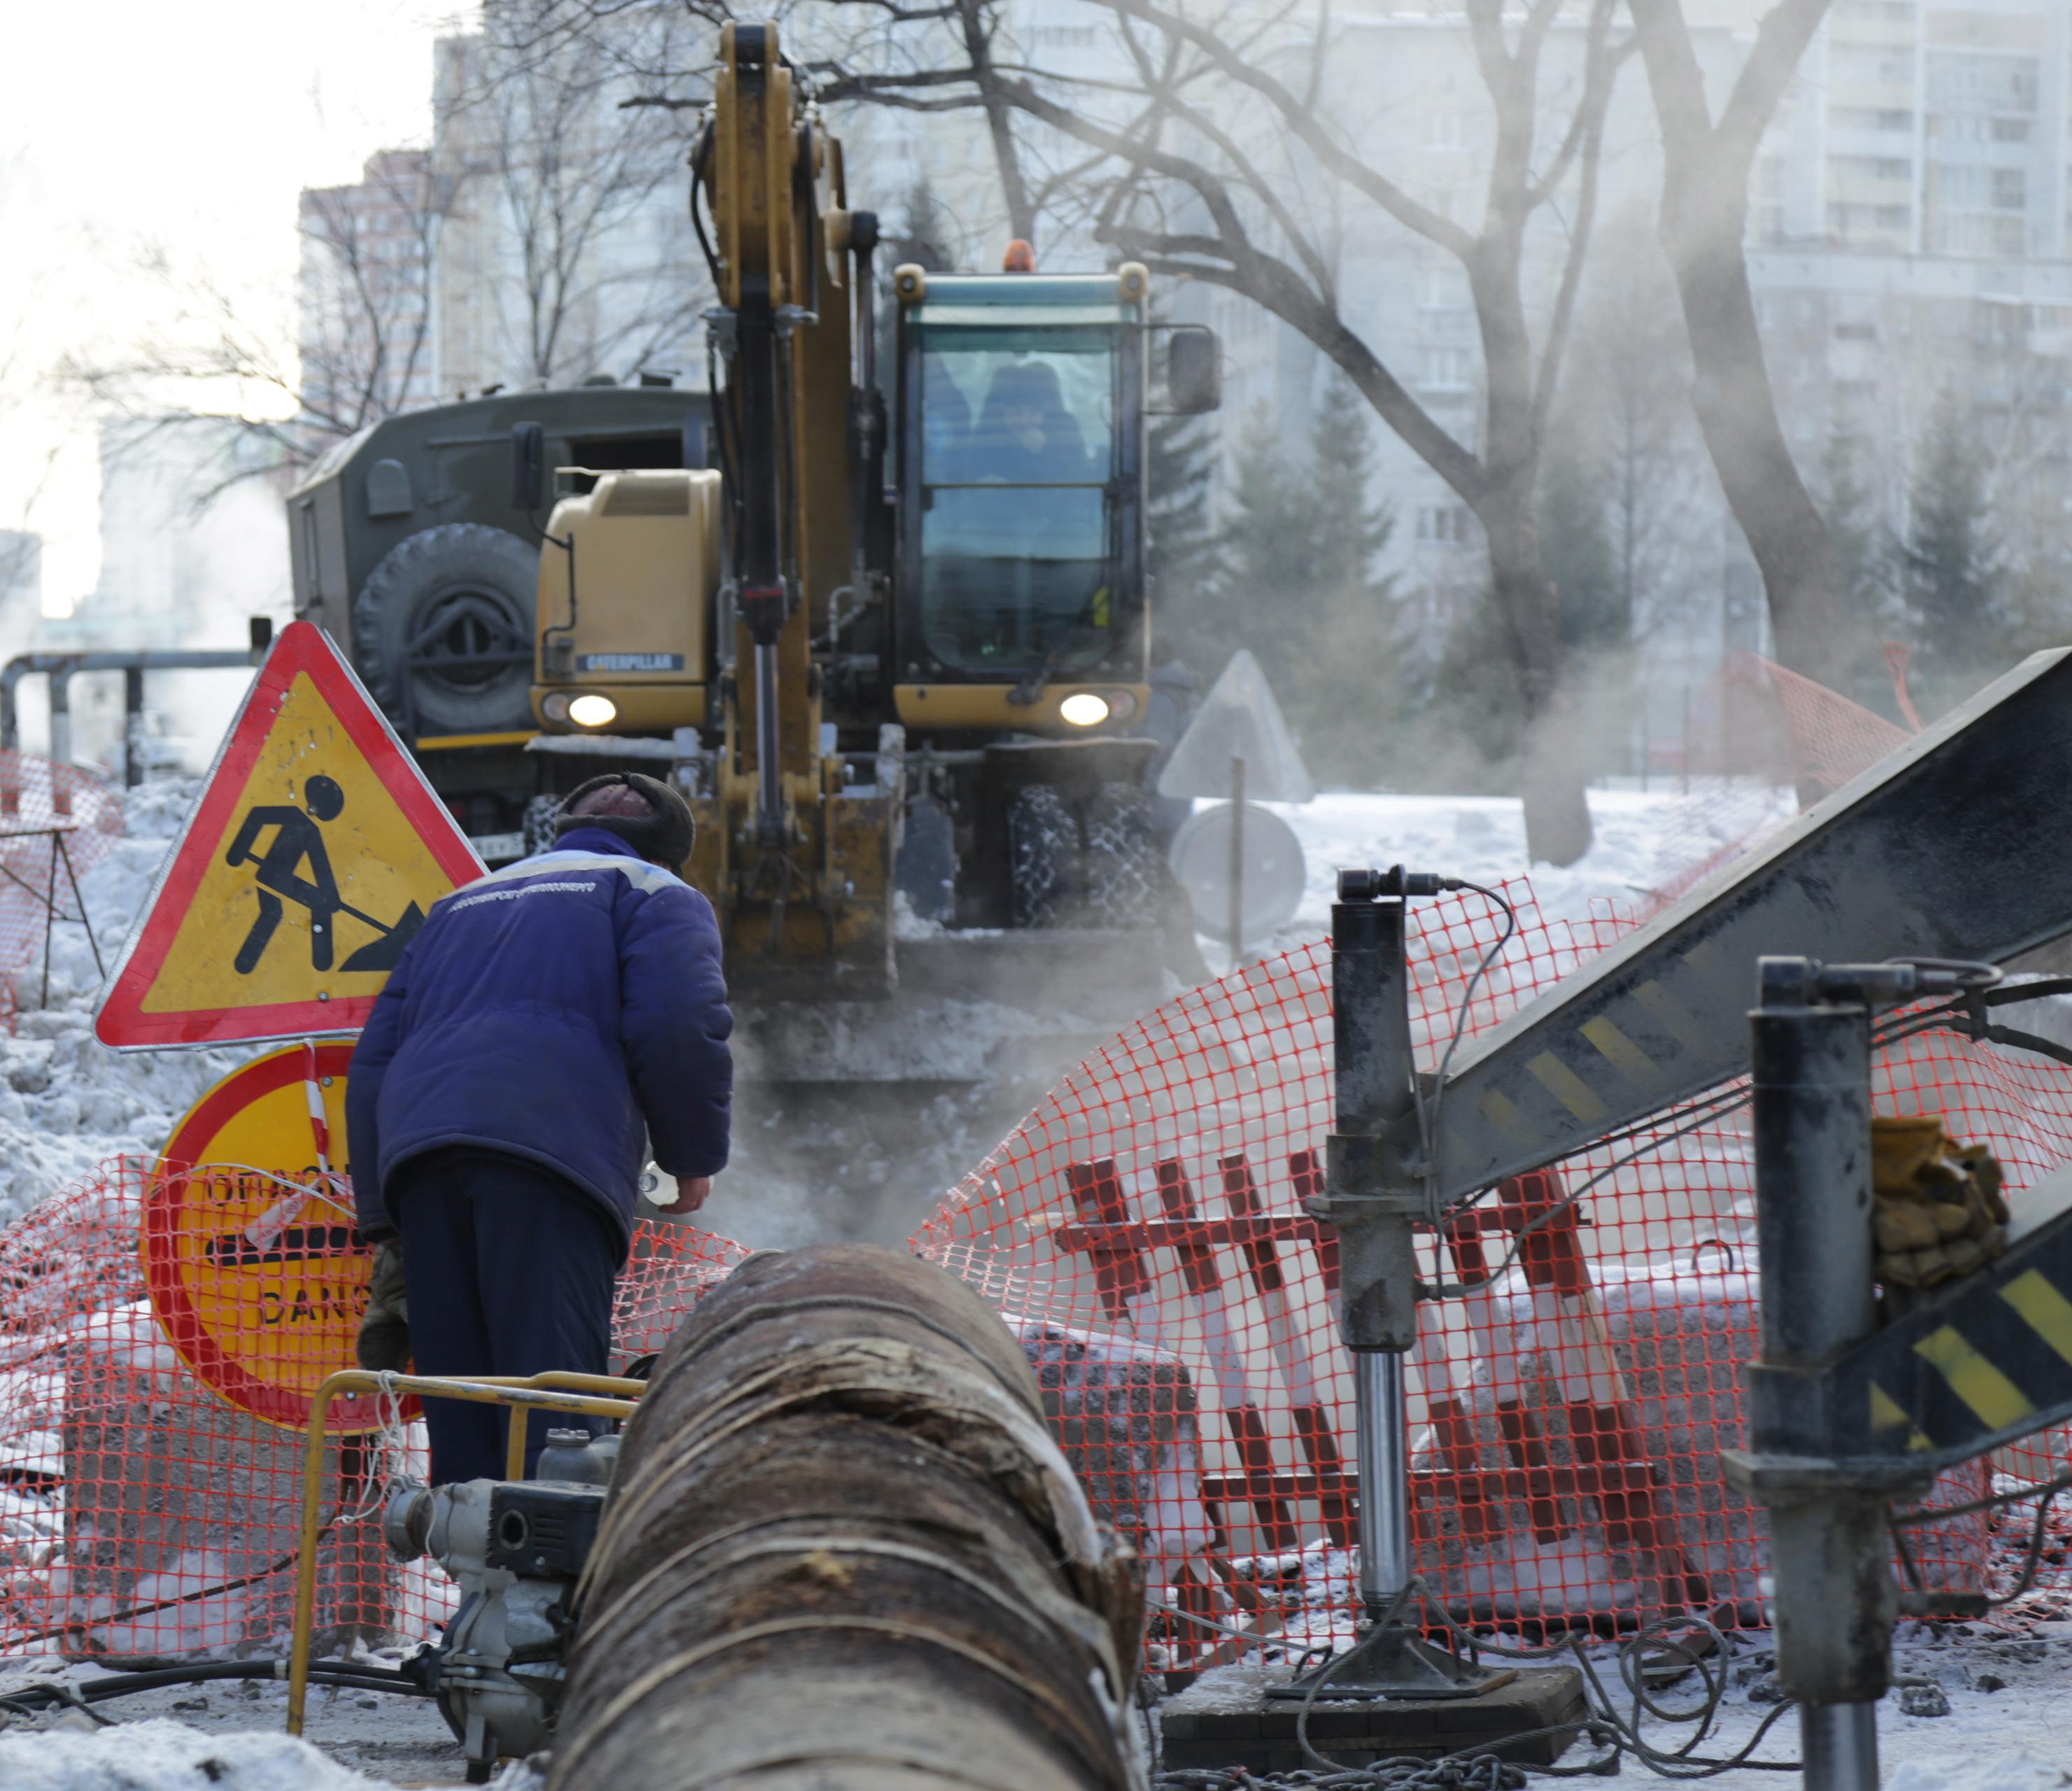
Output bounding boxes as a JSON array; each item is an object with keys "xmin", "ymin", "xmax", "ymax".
[
  {"xmin": 1425, "ymin": 110, "xmax": 1472, "ymax": 150},
  {"xmin": 1419, "ymin": 347, "xmax": 1472, "ymax": 390},
  {"xmin": 1925, "ymin": 50, "xmax": 2038, "ymax": 118},
  {"xmin": 1417, "ymin": 506, "xmax": 1472, "ymax": 546},
  {"xmin": 1834, "ymin": 322, "xmax": 1878, "ymax": 342}
]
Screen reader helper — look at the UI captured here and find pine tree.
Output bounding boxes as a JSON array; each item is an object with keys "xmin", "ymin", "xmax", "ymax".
[
  {"xmin": 1822, "ymin": 423, "xmax": 1889, "ymax": 621},
  {"xmin": 890, "ymin": 174, "xmax": 958, "ymax": 271},
  {"xmin": 1537, "ymin": 437, "xmax": 1622, "ymax": 653},
  {"xmin": 1819, "ymin": 423, "xmax": 1911, "ymax": 718},
  {"xmin": 1147, "ymin": 409, "xmax": 1219, "ymax": 611},
  {"xmin": 1308, "ymin": 377, "xmax": 1397, "ymax": 593},
  {"xmin": 1896, "ymin": 388, "xmax": 2006, "ymax": 712},
  {"xmin": 1202, "ymin": 381, "xmax": 1400, "ymax": 782}
]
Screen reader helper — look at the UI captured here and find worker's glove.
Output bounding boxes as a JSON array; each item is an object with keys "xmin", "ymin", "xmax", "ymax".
[
  {"xmin": 356, "ymin": 1237, "xmax": 411, "ymax": 1373},
  {"xmin": 1872, "ymin": 1115, "xmax": 2008, "ymax": 1313}
]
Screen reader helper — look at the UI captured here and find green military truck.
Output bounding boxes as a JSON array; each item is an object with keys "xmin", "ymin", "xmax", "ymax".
[{"xmin": 284, "ymin": 383, "xmax": 709, "ymax": 862}]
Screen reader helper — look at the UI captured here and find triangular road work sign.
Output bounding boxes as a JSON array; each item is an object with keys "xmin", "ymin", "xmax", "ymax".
[
  {"xmin": 97, "ymin": 622, "xmax": 484, "ymax": 1049},
  {"xmin": 1157, "ymin": 648, "xmax": 1317, "ymax": 803}
]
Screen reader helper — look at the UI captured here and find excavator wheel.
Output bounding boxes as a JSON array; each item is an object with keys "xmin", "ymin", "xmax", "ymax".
[
  {"xmin": 1007, "ymin": 784, "xmax": 1079, "ymax": 928},
  {"xmin": 1081, "ymin": 782, "xmax": 1163, "ymax": 929},
  {"xmin": 523, "ymin": 793, "xmax": 561, "ymax": 856}
]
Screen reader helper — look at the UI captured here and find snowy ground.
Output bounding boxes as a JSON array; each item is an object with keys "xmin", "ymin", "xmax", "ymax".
[
  {"xmin": 7, "ymin": 772, "xmax": 2072, "ymax": 1784},
  {"xmin": 1270, "ymin": 781, "xmax": 1787, "ymax": 938},
  {"xmin": 1173, "ymin": 1622, "xmax": 2072, "ymax": 1790},
  {"xmin": 0, "ymin": 779, "xmax": 245, "ymax": 1227}
]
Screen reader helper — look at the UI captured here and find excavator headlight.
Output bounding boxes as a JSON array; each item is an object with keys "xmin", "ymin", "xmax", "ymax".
[
  {"xmin": 1059, "ymin": 692, "xmax": 1111, "ymax": 728},
  {"xmin": 569, "ymin": 693, "xmax": 619, "ymax": 729}
]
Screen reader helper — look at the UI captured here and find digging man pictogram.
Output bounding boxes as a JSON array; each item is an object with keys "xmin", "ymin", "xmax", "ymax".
[{"xmin": 223, "ymin": 775, "xmax": 424, "ymax": 975}]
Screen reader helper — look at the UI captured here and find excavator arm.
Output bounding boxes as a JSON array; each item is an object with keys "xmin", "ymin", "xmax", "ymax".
[
  {"xmin": 692, "ymin": 21, "xmax": 900, "ymax": 996},
  {"xmin": 1421, "ymin": 646, "xmax": 2072, "ymax": 1201}
]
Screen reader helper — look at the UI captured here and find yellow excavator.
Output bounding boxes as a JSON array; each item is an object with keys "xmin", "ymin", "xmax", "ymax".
[
  {"xmin": 288, "ymin": 20, "xmax": 1220, "ymax": 1008},
  {"xmin": 518, "ymin": 20, "xmax": 1218, "ymax": 998}
]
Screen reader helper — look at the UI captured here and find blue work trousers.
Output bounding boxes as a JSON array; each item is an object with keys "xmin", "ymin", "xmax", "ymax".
[{"xmin": 391, "ymin": 1146, "xmax": 623, "ymax": 1485}]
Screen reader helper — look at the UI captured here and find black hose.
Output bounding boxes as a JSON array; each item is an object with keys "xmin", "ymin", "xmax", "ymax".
[{"xmin": 0, "ymin": 1657, "xmax": 430, "ymax": 1720}]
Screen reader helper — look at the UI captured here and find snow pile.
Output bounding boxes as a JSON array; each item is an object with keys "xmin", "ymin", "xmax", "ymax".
[
  {"xmin": 0, "ymin": 779, "xmax": 240, "ymax": 1227},
  {"xmin": 0, "ymin": 1718, "xmax": 387, "ymax": 1790},
  {"xmin": 1264, "ymin": 783, "xmax": 1795, "ymax": 951}
]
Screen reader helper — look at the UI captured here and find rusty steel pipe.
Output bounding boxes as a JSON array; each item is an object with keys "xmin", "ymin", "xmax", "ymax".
[{"xmin": 548, "ymin": 1245, "xmax": 1145, "ymax": 1791}]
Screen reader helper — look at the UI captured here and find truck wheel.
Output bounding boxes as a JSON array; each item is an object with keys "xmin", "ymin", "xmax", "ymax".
[
  {"xmin": 353, "ymin": 524, "xmax": 537, "ymax": 737},
  {"xmin": 1082, "ymin": 783, "xmax": 1163, "ymax": 928},
  {"xmin": 1007, "ymin": 784, "xmax": 1079, "ymax": 928}
]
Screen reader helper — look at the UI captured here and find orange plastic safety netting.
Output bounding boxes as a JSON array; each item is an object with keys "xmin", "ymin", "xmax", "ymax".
[
  {"xmin": 909, "ymin": 884, "xmax": 2072, "ymax": 1668},
  {"xmin": 0, "ymin": 756, "xmax": 122, "ymax": 1019},
  {"xmin": 0, "ymin": 1157, "xmax": 745, "ymax": 1661},
  {"xmin": 1, "ymin": 877, "xmax": 2069, "ymax": 1666}
]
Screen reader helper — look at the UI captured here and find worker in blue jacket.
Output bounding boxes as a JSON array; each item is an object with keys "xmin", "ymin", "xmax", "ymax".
[{"xmin": 346, "ymin": 772, "xmax": 732, "ymax": 1484}]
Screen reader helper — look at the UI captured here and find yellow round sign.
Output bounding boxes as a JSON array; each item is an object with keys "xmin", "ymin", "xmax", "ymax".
[{"xmin": 143, "ymin": 1043, "xmax": 390, "ymax": 1430}]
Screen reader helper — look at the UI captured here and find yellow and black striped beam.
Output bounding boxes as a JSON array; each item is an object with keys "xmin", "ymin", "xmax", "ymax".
[
  {"xmin": 1423, "ymin": 649, "xmax": 2072, "ymax": 1203},
  {"xmin": 1826, "ymin": 1205, "xmax": 2072, "ymax": 1470}
]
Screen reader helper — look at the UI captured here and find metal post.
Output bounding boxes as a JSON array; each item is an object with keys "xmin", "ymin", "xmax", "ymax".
[
  {"xmin": 1229, "ymin": 755, "xmax": 1245, "ymax": 974},
  {"xmin": 1801, "ymin": 1694, "xmax": 1882, "ymax": 1791},
  {"xmin": 1354, "ymin": 1352, "xmax": 1410, "ymax": 1610},
  {"xmin": 48, "ymin": 672, "xmax": 70, "ymax": 770},
  {"xmin": 1735, "ymin": 956, "xmax": 1933, "ymax": 1791},
  {"xmin": 1275, "ymin": 867, "xmax": 1511, "ymax": 1700},
  {"xmin": 123, "ymin": 667, "xmax": 145, "ymax": 788}
]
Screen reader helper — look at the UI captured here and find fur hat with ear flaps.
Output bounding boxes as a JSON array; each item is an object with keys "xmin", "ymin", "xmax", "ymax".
[{"xmin": 554, "ymin": 772, "xmax": 696, "ymax": 869}]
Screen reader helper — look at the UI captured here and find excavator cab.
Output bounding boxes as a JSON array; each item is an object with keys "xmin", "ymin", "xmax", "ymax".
[
  {"xmin": 500, "ymin": 22, "xmax": 1226, "ymax": 988},
  {"xmin": 891, "ymin": 266, "xmax": 1155, "ymax": 735}
]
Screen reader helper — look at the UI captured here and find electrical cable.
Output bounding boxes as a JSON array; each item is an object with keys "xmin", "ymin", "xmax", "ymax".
[
  {"xmin": 1414, "ymin": 880, "xmax": 1517, "ymax": 1220},
  {"xmin": 0, "ymin": 1658, "xmax": 431, "ymax": 1727},
  {"xmin": 1149, "ymin": 1585, "xmax": 1801, "ymax": 1787},
  {"xmin": 1889, "ymin": 1466, "xmax": 2072, "ymax": 1613},
  {"xmin": 1895, "ymin": 1466, "xmax": 2072, "ymax": 1528}
]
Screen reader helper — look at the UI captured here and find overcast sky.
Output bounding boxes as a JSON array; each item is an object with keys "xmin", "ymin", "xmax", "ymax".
[{"xmin": 0, "ymin": 0, "xmax": 471, "ymax": 612}]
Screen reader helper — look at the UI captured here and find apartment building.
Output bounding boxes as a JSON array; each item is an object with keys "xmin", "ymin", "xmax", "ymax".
[{"xmin": 297, "ymin": 148, "xmax": 442, "ymax": 424}]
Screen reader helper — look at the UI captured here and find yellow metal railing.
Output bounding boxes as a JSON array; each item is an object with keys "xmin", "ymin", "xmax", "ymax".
[{"xmin": 287, "ymin": 1368, "xmax": 644, "ymax": 1736}]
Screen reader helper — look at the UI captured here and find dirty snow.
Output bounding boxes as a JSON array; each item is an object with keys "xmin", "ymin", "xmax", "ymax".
[{"xmin": 0, "ymin": 1715, "xmax": 385, "ymax": 1790}]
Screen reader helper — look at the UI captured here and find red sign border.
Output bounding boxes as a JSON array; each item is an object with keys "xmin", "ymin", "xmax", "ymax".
[
  {"xmin": 95, "ymin": 621, "xmax": 484, "ymax": 1049},
  {"xmin": 143, "ymin": 1042, "xmax": 396, "ymax": 1431}
]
